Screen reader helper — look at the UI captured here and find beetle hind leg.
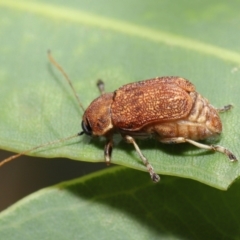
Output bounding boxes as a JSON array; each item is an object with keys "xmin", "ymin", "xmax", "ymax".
[
  {"xmin": 160, "ymin": 137, "xmax": 237, "ymax": 162},
  {"xmin": 216, "ymin": 104, "xmax": 233, "ymax": 113},
  {"xmin": 124, "ymin": 135, "xmax": 160, "ymax": 183}
]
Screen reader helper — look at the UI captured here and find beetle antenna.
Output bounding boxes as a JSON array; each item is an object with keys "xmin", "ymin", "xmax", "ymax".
[
  {"xmin": 48, "ymin": 50, "xmax": 85, "ymax": 112},
  {"xmin": 0, "ymin": 132, "xmax": 84, "ymax": 168}
]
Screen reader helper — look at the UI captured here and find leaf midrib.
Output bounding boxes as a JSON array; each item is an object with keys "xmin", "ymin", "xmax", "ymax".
[{"xmin": 1, "ymin": 0, "xmax": 240, "ymax": 64}]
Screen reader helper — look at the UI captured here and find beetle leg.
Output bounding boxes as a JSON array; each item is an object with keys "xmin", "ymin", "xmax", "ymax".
[
  {"xmin": 104, "ymin": 139, "xmax": 113, "ymax": 165},
  {"xmin": 160, "ymin": 137, "xmax": 237, "ymax": 162},
  {"xmin": 97, "ymin": 79, "xmax": 105, "ymax": 95},
  {"xmin": 124, "ymin": 135, "xmax": 160, "ymax": 183},
  {"xmin": 216, "ymin": 104, "xmax": 233, "ymax": 113}
]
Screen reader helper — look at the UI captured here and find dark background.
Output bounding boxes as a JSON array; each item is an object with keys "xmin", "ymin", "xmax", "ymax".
[{"xmin": 0, "ymin": 150, "xmax": 106, "ymax": 211}]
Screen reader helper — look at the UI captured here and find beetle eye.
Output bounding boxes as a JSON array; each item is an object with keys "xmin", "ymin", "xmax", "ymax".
[{"xmin": 81, "ymin": 119, "xmax": 92, "ymax": 135}]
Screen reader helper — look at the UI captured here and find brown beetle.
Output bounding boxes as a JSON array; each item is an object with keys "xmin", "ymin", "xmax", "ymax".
[
  {"xmin": 0, "ymin": 53, "xmax": 237, "ymax": 182},
  {"xmin": 82, "ymin": 77, "xmax": 237, "ymax": 182}
]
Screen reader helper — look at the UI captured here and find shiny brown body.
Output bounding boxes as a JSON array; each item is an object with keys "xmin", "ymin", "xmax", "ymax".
[
  {"xmin": 82, "ymin": 76, "xmax": 236, "ymax": 182},
  {"xmin": 84, "ymin": 77, "xmax": 221, "ymax": 141}
]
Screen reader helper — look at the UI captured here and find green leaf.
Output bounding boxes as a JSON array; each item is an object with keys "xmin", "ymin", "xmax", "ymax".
[
  {"xmin": 0, "ymin": 167, "xmax": 240, "ymax": 239},
  {"xmin": 0, "ymin": 0, "xmax": 240, "ymax": 189}
]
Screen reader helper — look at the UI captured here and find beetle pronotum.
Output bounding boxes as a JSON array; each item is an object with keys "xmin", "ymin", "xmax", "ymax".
[{"xmin": 0, "ymin": 52, "xmax": 237, "ymax": 182}]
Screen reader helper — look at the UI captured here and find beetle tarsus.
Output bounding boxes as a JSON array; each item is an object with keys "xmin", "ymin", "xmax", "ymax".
[
  {"xmin": 151, "ymin": 173, "xmax": 160, "ymax": 183},
  {"xmin": 211, "ymin": 145, "xmax": 237, "ymax": 162},
  {"xmin": 217, "ymin": 104, "xmax": 233, "ymax": 113},
  {"xmin": 228, "ymin": 153, "xmax": 237, "ymax": 162}
]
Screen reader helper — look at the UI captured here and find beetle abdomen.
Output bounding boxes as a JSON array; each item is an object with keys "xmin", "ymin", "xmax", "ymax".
[{"xmin": 145, "ymin": 92, "xmax": 222, "ymax": 141}]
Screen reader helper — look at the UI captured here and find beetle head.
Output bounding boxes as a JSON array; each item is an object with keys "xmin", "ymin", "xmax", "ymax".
[{"xmin": 82, "ymin": 93, "xmax": 114, "ymax": 136}]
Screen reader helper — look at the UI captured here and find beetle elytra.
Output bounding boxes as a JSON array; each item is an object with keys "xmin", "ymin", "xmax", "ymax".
[{"xmin": 0, "ymin": 52, "xmax": 237, "ymax": 182}]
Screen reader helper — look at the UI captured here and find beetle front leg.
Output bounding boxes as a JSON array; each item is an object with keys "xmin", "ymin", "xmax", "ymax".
[
  {"xmin": 124, "ymin": 135, "xmax": 160, "ymax": 183},
  {"xmin": 160, "ymin": 137, "xmax": 237, "ymax": 162},
  {"xmin": 104, "ymin": 139, "xmax": 113, "ymax": 165}
]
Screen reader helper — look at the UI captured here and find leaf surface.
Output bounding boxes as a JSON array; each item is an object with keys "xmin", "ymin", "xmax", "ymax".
[
  {"xmin": 0, "ymin": 0, "xmax": 240, "ymax": 189},
  {"xmin": 0, "ymin": 167, "xmax": 240, "ymax": 239}
]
